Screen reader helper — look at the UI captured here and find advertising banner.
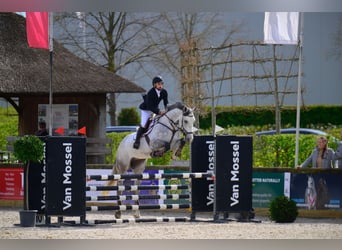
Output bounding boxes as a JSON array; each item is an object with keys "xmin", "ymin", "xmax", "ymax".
[
  {"xmin": 0, "ymin": 168, "xmax": 23, "ymax": 200},
  {"xmin": 291, "ymin": 173, "xmax": 342, "ymax": 209},
  {"xmin": 215, "ymin": 135, "xmax": 253, "ymax": 212},
  {"xmin": 252, "ymin": 172, "xmax": 289, "ymax": 208},
  {"xmin": 45, "ymin": 136, "xmax": 86, "ymax": 217},
  {"xmin": 191, "ymin": 135, "xmax": 215, "ymax": 212}
]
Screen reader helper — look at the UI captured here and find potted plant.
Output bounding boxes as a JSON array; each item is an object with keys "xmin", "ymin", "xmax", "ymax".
[{"xmin": 13, "ymin": 135, "xmax": 44, "ymax": 226}]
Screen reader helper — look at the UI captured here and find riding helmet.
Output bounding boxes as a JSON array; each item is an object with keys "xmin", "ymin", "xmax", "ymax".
[{"xmin": 152, "ymin": 76, "xmax": 163, "ymax": 85}]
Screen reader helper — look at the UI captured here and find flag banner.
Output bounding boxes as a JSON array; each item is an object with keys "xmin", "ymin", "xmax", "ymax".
[
  {"xmin": 264, "ymin": 12, "xmax": 299, "ymax": 45},
  {"xmin": 54, "ymin": 127, "xmax": 64, "ymax": 135},
  {"xmin": 26, "ymin": 12, "xmax": 49, "ymax": 50},
  {"xmin": 78, "ymin": 126, "xmax": 86, "ymax": 135}
]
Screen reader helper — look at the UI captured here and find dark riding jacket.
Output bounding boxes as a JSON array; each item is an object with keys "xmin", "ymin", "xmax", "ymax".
[{"xmin": 139, "ymin": 87, "xmax": 168, "ymax": 114}]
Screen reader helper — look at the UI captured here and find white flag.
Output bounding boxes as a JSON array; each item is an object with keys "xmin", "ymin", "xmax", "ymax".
[{"xmin": 264, "ymin": 12, "xmax": 299, "ymax": 45}]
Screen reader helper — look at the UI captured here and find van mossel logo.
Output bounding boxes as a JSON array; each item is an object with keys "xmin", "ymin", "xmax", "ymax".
[
  {"xmin": 206, "ymin": 140, "xmax": 215, "ymax": 206},
  {"xmin": 230, "ymin": 141, "xmax": 240, "ymax": 207},
  {"xmin": 41, "ymin": 143, "xmax": 46, "ymax": 210},
  {"xmin": 63, "ymin": 142, "xmax": 73, "ymax": 210}
]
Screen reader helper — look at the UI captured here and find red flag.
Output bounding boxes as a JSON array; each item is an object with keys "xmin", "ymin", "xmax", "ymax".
[
  {"xmin": 26, "ymin": 12, "xmax": 49, "ymax": 50},
  {"xmin": 54, "ymin": 127, "xmax": 64, "ymax": 135},
  {"xmin": 78, "ymin": 126, "xmax": 87, "ymax": 135}
]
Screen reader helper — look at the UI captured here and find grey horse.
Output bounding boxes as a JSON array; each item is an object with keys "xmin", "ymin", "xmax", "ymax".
[{"xmin": 108, "ymin": 102, "xmax": 196, "ymax": 218}]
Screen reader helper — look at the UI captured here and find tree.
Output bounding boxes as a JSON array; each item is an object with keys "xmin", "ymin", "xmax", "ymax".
[
  {"xmin": 55, "ymin": 12, "xmax": 160, "ymax": 125},
  {"xmin": 13, "ymin": 135, "xmax": 44, "ymax": 210},
  {"xmin": 145, "ymin": 13, "xmax": 244, "ymax": 126},
  {"xmin": 55, "ymin": 12, "xmax": 244, "ymax": 127}
]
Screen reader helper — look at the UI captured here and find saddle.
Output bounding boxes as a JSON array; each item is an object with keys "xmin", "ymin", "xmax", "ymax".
[{"xmin": 142, "ymin": 114, "xmax": 171, "ymax": 158}]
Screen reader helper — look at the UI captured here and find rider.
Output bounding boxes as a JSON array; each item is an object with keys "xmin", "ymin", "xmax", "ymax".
[{"xmin": 133, "ymin": 75, "xmax": 169, "ymax": 149}]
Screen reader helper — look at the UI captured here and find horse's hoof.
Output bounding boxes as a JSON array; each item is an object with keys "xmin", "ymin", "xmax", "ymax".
[
  {"xmin": 133, "ymin": 212, "xmax": 141, "ymax": 219},
  {"xmin": 115, "ymin": 211, "xmax": 122, "ymax": 219}
]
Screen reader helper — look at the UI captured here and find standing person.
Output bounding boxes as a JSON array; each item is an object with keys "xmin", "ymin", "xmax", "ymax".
[
  {"xmin": 297, "ymin": 136, "xmax": 335, "ymax": 169},
  {"xmin": 133, "ymin": 75, "xmax": 169, "ymax": 149},
  {"xmin": 35, "ymin": 121, "xmax": 49, "ymax": 136},
  {"xmin": 333, "ymin": 129, "xmax": 342, "ymax": 169}
]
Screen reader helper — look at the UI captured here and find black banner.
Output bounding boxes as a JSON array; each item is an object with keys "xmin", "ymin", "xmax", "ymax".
[
  {"xmin": 215, "ymin": 135, "xmax": 253, "ymax": 212},
  {"xmin": 45, "ymin": 136, "xmax": 86, "ymax": 217},
  {"xmin": 191, "ymin": 135, "xmax": 215, "ymax": 212},
  {"xmin": 28, "ymin": 137, "xmax": 47, "ymax": 214}
]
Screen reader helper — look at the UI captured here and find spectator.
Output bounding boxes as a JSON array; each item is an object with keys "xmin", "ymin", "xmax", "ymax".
[
  {"xmin": 297, "ymin": 136, "xmax": 335, "ymax": 169},
  {"xmin": 333, "ymin": 129, "xmax": 342, "ymax": 169},
  {"xmin": 35, "ymin": 121, "xmax": 49, "ymax": 136}
]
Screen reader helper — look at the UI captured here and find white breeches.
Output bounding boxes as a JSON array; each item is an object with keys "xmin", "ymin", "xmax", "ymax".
[{"xmin": 140, "ymin": 109, "xmax": 153, "ymax": 127}]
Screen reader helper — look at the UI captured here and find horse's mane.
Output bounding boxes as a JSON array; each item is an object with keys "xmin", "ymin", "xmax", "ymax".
[
  {"xmin": 166, "ymin": 102, "xmax": 185, "ymax": 111},
  {"xmin": 166, "ymin": 102, "xmax": 193, "ymax": 117}
]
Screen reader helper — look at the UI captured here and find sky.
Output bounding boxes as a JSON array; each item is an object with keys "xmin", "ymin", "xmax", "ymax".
[{"xmin": 116, "ymin": 12, "xmax": 342, "ymax": 112}]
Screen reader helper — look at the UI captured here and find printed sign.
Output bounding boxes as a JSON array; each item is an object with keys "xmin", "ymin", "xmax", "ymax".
[
  {"xmin": 38, "ymin": 104, "xmax": 79, "ymax": 136},
  {"xmin": 215, "ymin": 135, "xmax": 253, "ymax": 212},
  {"xmin": 45, "ymin": 136, "xmax": 86, "ymax": 216},
  {"xmin": 0, "ymin": 168, "xmax": 23, "ymax": 200},
  {"xmin": 252, "ymin": 172, "xmax": 288, "ymax": 208},
  {"xmin": 291, "ymin": 173, "xmax": 342, "ymax": 210},
  {"xmin": 191, "ymin": 135, "xmax": 215, "ymax": 212}
]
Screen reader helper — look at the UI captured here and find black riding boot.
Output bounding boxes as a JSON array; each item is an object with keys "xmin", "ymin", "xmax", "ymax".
[{"xmin": 133, "ymin": 126, "xmax": 145, "ymax": 149}]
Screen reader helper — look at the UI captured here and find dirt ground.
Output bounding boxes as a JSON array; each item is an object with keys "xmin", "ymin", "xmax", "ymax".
[{"xmin": 1, "ymin": 207, "xmax": 342, "ymax": 239}]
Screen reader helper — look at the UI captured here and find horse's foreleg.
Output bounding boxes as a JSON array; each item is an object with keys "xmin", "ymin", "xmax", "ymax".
[{"xmin": 171, "ymin": 139, "xmax": 186, "ymax": 159}]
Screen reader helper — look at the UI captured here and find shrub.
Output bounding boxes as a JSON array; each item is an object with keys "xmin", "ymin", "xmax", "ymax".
[
  {"xmin": 269, "ymin": 195, "xmax": 298, "ymax": 223},
  {"xmin": 118, "ymin": 108, "xmax": 140, "ymax": 125},
  {"xmin": 13, "ymin": 135, "xmax": 44, "ymax": 164}
]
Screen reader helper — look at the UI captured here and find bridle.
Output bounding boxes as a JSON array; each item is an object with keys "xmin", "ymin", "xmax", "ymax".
[
  {"xmin": 158, "ymin": 107, "xmax": 194, "ymax": 138},
  {"xmin": 144, "ymin": 106, "xmax": 194, "ymax": 148}
]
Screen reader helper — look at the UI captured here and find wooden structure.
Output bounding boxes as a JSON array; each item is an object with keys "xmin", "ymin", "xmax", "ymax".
[{"xmin": 0, "ymin": 13, "xmax": 144, "ymax": 140}]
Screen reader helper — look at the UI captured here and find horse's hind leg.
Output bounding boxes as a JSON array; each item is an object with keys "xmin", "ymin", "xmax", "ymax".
[
  {"xmin": 133, "ymin": 178, "xmax": 141, "ymax": 219},
  {"xmin": 115, "ymin": 179, "xmax": 123, "ymax": 219},
  {"xmin": 110, "ymin": 161, "xmax": 125, "ymax": 219},
  {"xmin": 131, "ymin": 159, "xmax": 147, "ymax": 219}
]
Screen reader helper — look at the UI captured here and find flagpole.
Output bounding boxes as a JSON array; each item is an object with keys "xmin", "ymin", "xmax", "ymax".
[
  {"xmin": 295, "ymin": 12, "xmax": 304, "ymax": 167},
  {"xmin": 48, "ymin": 12, "xmax": 53, "ymax": 135}
]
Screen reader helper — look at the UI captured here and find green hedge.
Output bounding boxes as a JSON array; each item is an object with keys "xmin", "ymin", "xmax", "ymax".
[
  {"xmin": 1, "ymin": 106, "xmax": 340, "ymax": 168},
  {"xmin": 107, "ymin": 132, "xmax": 338, "ymax": 168},
  {"xmin": 199, "ymin": 105, "xmax": 342, "ymax": 129}
]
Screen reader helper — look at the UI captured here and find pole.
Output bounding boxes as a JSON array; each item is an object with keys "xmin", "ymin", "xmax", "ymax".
[
  {"xmin": 48, "ymin": 12, "xmax": 53, "ymax": 135},
  {"xmin": 209, "ymin": 47, "xmax": 219, "ymax": 221},
  {"xmin": 295, "ymin": 13, "xmax": 304, "ymax": 167},
  {"xmin": 210, "ymin": 47, "xmax": 216, "ymax": 137}
]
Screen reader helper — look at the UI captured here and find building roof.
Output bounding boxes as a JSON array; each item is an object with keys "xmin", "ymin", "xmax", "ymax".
[{"xmin": 0, "ymin": 13, "xmax": 145, "ymax": 96}]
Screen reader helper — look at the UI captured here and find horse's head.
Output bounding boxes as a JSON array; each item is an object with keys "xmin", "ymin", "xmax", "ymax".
[
  {"xmin": 307, "ymin": 176, "xmax": 315, "ymax": 189},
  {"xmin": 181, "ymin": 105, "xmax": 196, "ymax": 143},
  {"xmin": 165, "ymin": 102, "xmax": 195, "ymax": 143}
]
